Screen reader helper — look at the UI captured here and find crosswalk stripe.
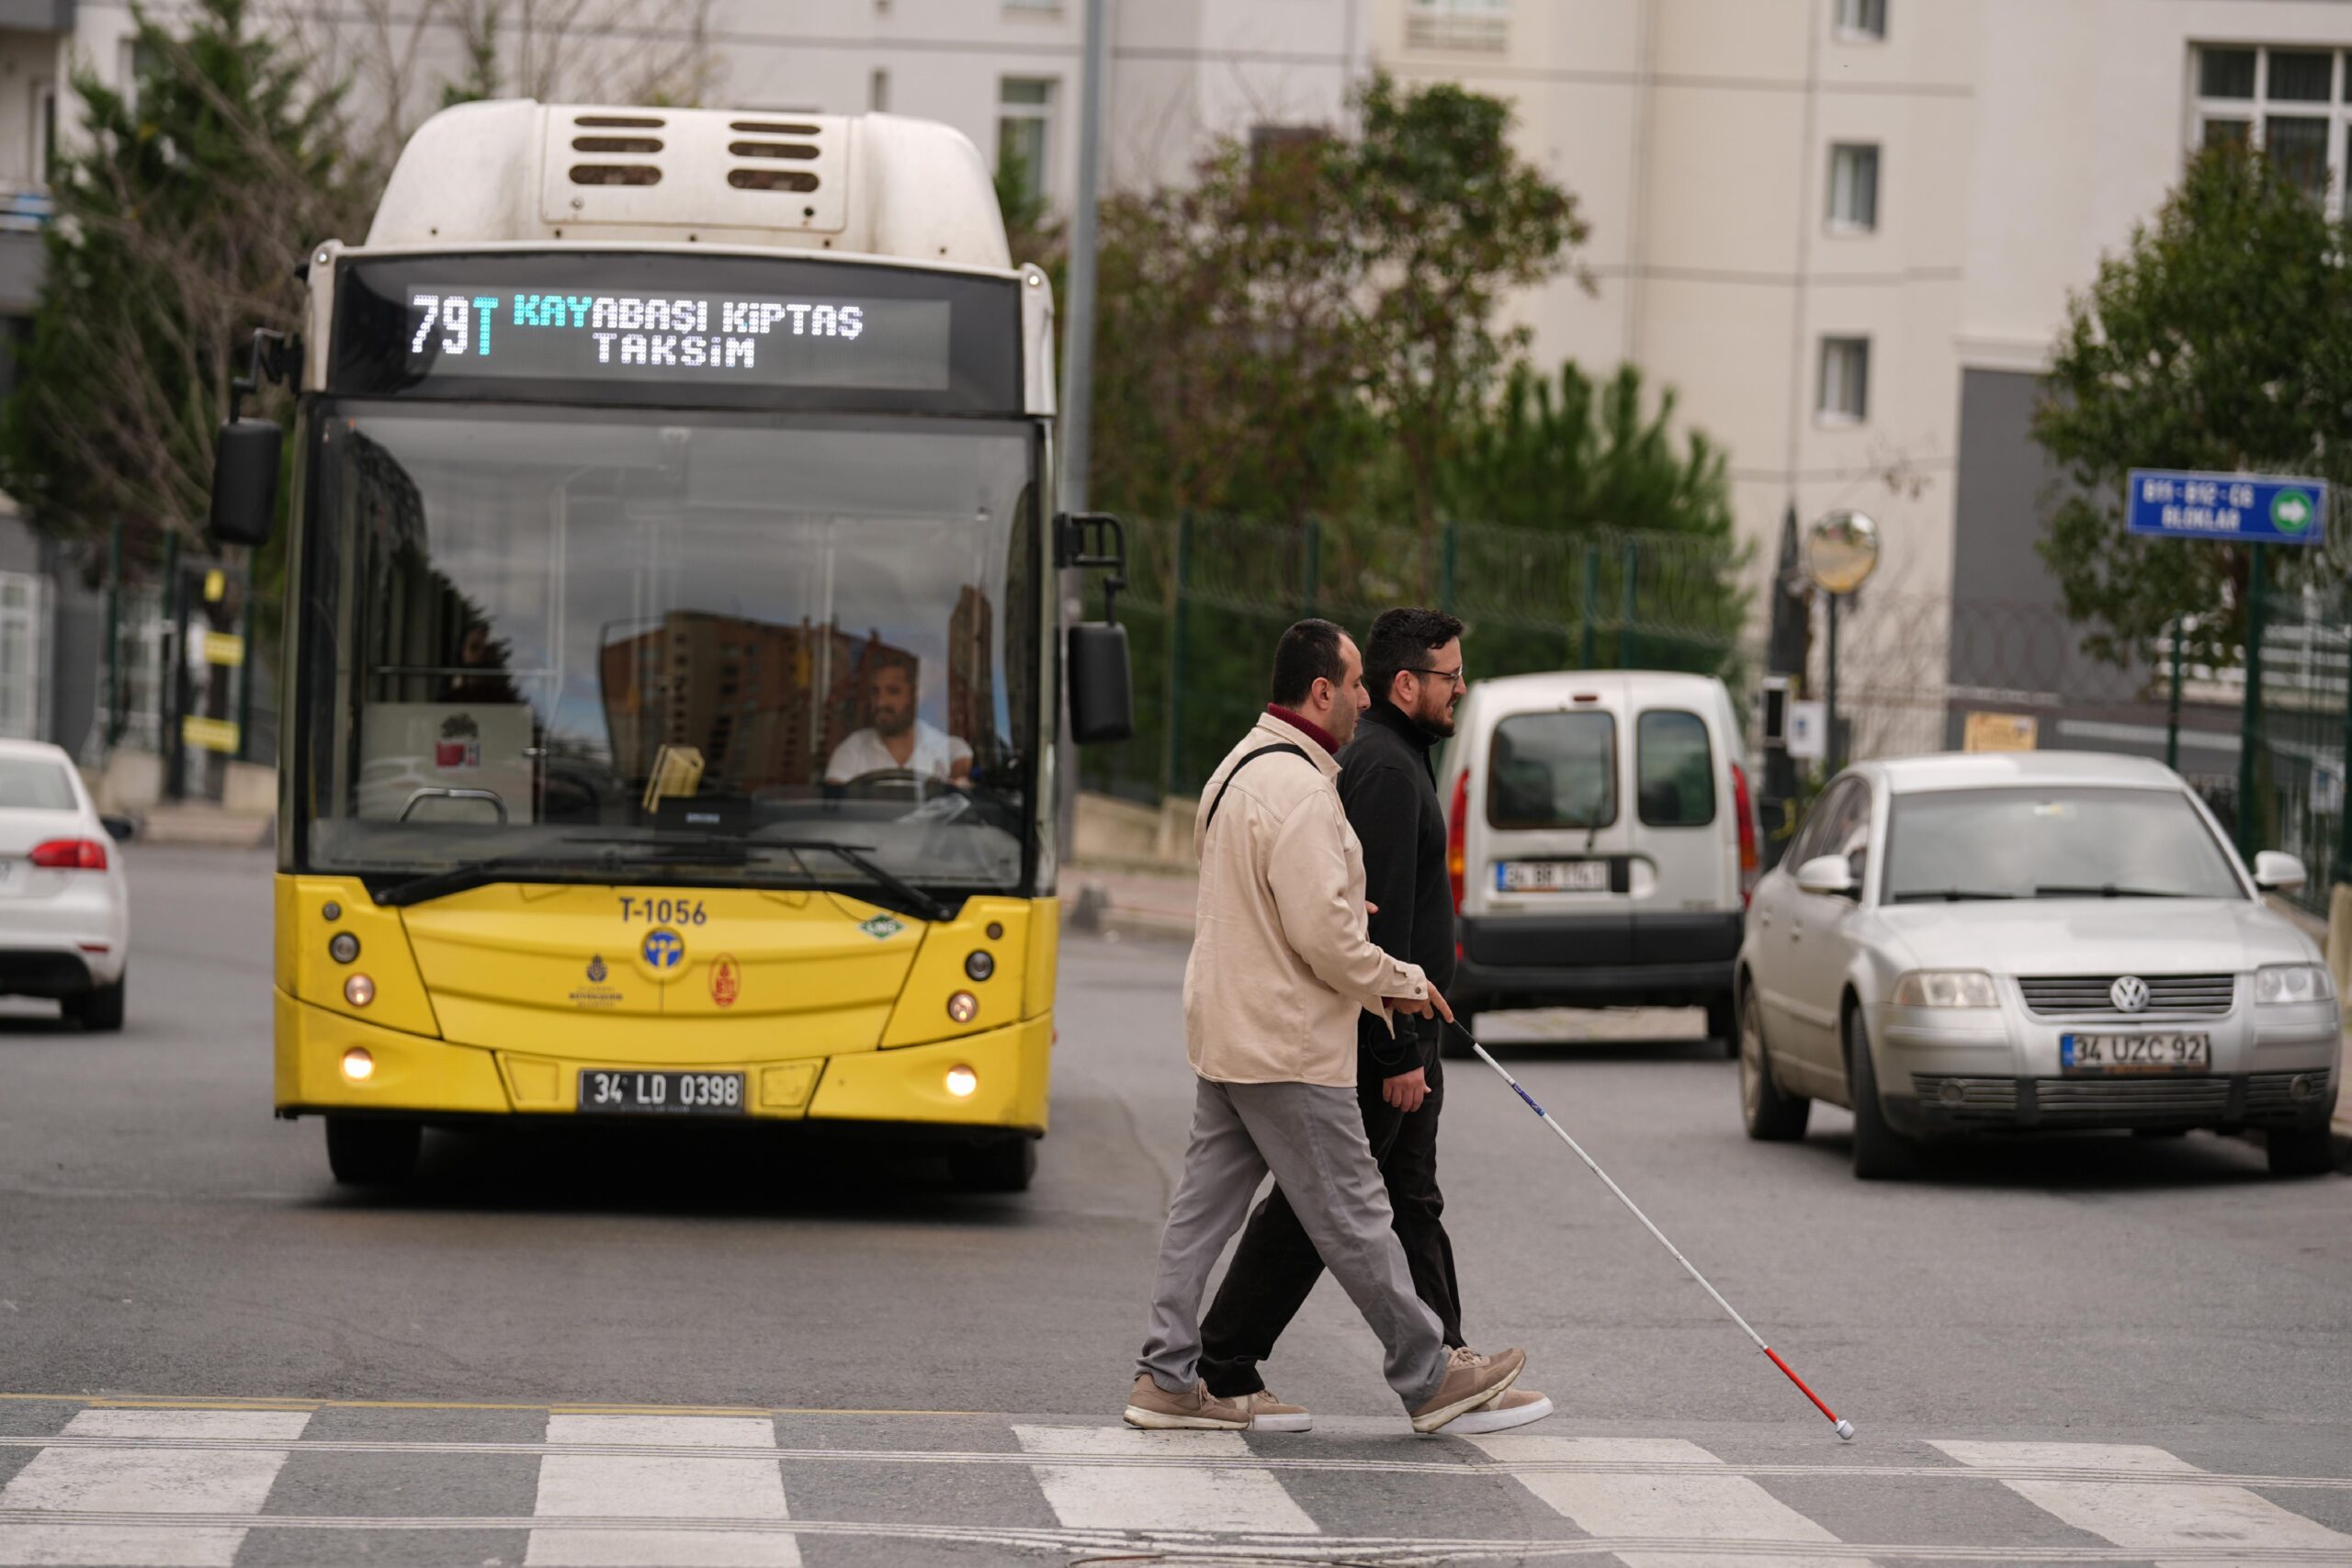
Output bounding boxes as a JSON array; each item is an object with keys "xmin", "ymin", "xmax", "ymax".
[
  {"xmin": 526, "ymin": 1413, "xmax": 798, "ymax": 1568},
  {"xmin": 1012, "ymin": 1423, "xmax": 1319, "ymax": 1536},
  {"xmin": 0, "ymin": 1407, "xmax": 310, "ymax": 1567},
  {"xmin": 1468, "ymin": 1434, "xmax": 1875, "ymax": 1568},
  {"xmin": 1932, "ymin": 1440, "xmax": 2352, "ymax": 1567}
]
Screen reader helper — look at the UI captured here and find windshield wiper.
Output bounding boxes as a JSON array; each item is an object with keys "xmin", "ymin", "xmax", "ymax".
[
  {"xmin": 2032, "ymin": 885, "xmax": 2188, "ymax": 899},
  {"xmin": 371, "ymin": 834, "xmax": 956, "ymax": 921},
  {"xmin": 560, "ymin": 833, "xmax": 956, "ymax": 923},
  {"xmin": 370, "ymin": 852, "xmax": 610, "ymax": 908},
  {"xmin": 1889, "ymin": 888, "xmax": 2019, "ymax": 903}
]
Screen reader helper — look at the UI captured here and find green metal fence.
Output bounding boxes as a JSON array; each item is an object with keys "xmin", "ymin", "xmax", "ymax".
[
  {"xmin": 2250, "ymin": 585, "xmax": 2352, "ymax": 916},
  {"xmin": 1078, "ymin": 513, "xmax": 1749, "ymax": 804}
]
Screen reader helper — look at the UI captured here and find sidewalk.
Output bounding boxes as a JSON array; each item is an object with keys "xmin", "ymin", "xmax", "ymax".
[{"xmin": 1062, "ymin": 860, "xmax": 1197, "ymax": 942}]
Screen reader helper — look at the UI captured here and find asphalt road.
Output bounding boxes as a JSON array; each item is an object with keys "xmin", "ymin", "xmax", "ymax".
[{"xmin": 1, "ymin": 845, "xmax": 2346, "ymax": 1566}]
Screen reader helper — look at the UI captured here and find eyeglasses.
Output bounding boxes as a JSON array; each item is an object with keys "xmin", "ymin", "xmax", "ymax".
[{"xmin": 1406, "ymin": 666, "xmax": 1467, "ymax": 690}]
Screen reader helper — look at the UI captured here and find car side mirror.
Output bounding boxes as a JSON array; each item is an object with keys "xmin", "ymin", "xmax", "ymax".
[
  {"xmin": 1068, "ymin": 622, "xmax": 1134, "ymax": 745},
  {"xmin": 209, "ymin": 419, "xmax": 281, "ymax": 547},
  {"xmin": 99, "ymin": 814, "xmax": 136, "ymax": 843},
  {"xmin": 2253, "ymin": 850, "xmax": 2307, "ymax": 893},
  {"xmin": 1794, "ymin": 853, "xmax": 1856, "ymax": 898}
]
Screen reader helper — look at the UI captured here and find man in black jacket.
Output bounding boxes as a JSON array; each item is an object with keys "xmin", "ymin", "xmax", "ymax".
[{"xmin": 1196, "ymin": 607, "xmax": 1551, "ymax": 1434}]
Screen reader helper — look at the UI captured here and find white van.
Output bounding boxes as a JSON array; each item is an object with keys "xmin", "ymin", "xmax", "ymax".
[{"xmin": 1436, "ymin": 671, "xmax": 1759, "ymax": 1053}]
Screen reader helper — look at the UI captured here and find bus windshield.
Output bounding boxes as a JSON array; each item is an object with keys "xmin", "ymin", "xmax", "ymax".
[{"xmin": 297, "ymin": 403, "xmax": 1042, "ymax": 902}]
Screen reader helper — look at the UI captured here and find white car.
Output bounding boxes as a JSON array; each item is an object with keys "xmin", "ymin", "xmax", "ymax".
[
  {"xmin": 0, "ymin": 740, "xmax": 130, "ymax": 1029},
  {"xmin": 1736, "ymin": 751, "xmax": 2340, "ymax": 1179}
]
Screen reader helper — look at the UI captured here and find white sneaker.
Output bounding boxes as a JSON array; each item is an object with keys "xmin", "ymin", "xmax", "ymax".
[
  {"xmin": 1445, "ymin": 1386, "xmax": 1554, "ymax": 1434},
  {"xmin": 1239, "ymin": 1390, "xmax": 1312, "ymax": 1432}
]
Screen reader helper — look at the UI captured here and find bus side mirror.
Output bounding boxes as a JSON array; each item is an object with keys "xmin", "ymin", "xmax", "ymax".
[
  {"xmin": 1069, "ymin": 622, "xmax": 1133, "ymax": 745},
  {"xmin": 209, "ymin": 419, "xmax": 281, "ymax": 547},
  {"xmin": 1057, "ymin": 510, "xmax": 1134, "ymax": 744}
]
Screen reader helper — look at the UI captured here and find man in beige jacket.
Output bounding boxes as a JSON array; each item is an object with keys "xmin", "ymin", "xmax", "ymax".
[{"xmin": 1125, "ymin": 619, "xmax": 1525, "ymax": 1433}]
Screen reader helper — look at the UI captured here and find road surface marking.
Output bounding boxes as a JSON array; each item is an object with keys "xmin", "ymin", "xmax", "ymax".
[
  {"xmin": 6, "ymin": 1429, "xmax": 2352, "ymax": 1492},
  {"xmin": 0, "ymin": 1392, "xmax": 986, "ymax": 1417},
  {"xmin": 1470, "ymin": 1434, "xmax": 1872, "ymax": 1568},
  {"xmin": 1013, "ymin": 1423, "xmax": 1318, "ymax": 1536},
  {"xmin": 0, "ymin": 1407, "xmax": 309, "ymax": 1567},
  {"xmin": 526, "ymin": 1412, "xmax": 798, "ymax": 1568},
  {"xmin": 1932, "ymin": 1440, "xmax": 2352, "ymax": 1567}
]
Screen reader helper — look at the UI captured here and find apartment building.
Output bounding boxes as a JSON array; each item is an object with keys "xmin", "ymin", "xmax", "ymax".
[{"xmin": 5, "ymin": 0, "xmax": 2351, "ymax": 764}]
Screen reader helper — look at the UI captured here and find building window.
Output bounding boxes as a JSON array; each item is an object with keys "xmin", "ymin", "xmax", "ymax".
[
  {"xmin": 1827, "ymin": 142, "xmax": 1879, "ymax": 231},
  {"xmin": 1249, "ymin": 123, "xmax": 1327, "ymax": 176},
  {"xmin": 34, "ymin": 87, "xmax": 54, "ymax": 186},
  {"xmin": 1833, "ymin": 0, "xmax": 1885, "ymax": 41},
  {"xmin": 869, "ymin": 69, "xmax": 889, "ymax": 113},
  {"xmin": 1406, "ymin": 0, "xmax": 1509, "ymax": 53},
  {"xmin": 997, "ymin": 77, "xmax": 1055, "ymax": 211},
  {"xmin": 2191, "ymin": 44, "xmax": 2351, "ymax": 208},
  {"xmin": 1818, "ymin": 337, "xmax": 1871, "ymax": 424}
]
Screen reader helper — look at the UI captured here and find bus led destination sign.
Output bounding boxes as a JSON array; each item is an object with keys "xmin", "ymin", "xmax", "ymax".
[{"xmin": 404, "ymin": 288, "xmax": 951, "ymax": 389}]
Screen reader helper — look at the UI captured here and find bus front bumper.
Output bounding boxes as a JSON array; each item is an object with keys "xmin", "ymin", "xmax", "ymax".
[{"xmin": 274, "ymin": 990, "xmax": 1050, "ymax": 1135}]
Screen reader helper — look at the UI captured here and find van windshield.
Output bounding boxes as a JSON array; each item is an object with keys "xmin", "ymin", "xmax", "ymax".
[{"xmin": 1487, "ymin": 711, "xmax": 1616, "ymax": 829}]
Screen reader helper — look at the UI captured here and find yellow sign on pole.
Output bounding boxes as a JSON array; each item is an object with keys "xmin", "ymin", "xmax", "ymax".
[
  {"xmin": 202, "ymin": 569, "xmax": 227, "ymax": 604},
  {"xmin": 1962, "ymin": 711, "xmax": 2039, "ymax": 753},
  {"xmin": 202, "ymin": 631, "xmax": 245, "ymax": 667},
  {"xmin": 181, "ymin": 716, "xmax": 241, "ymax": 754}
]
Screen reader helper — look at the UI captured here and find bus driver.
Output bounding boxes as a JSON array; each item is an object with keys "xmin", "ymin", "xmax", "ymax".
[{"xmin": 824, "ymin": 655, "xmax": 972, "ymax": 787}]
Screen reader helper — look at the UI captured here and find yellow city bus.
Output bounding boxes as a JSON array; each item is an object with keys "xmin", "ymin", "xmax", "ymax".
[{"xmin": 208, "ymin": 103, "xmax": 1131, "ymax": 1191}]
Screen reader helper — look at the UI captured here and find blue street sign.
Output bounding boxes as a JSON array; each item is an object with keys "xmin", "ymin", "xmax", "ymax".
[{"xmin": 2126, "ymin": 469, "xmax": 2328, "ymax": 545}]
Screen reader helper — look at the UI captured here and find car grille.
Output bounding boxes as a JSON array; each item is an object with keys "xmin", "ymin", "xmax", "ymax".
[
  {"xmin": 2017, "ymin": 973, "xmax": 2236, "ymax": 1017},
  {"xmin": 2033, "ymin": 1077, "xmax": 2233, "ymax": 1121},
  {"xmin": 1910, "ymin": 1075, "xmax": 2020, "ymax": 1122}
]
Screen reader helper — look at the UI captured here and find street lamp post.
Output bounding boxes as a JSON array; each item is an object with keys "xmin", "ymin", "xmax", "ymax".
[{"xmin": 1805, "ymin": 511, "xmax": 1880, "ymax": 773}]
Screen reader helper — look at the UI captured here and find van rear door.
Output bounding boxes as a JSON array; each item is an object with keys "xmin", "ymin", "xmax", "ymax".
[
  {"xmin": 1627, "ymin": 703, "xmax": 1739, "ymax": 967},
  {"xmin": 1469, "ymin": 687, "xmax": 1634, "ymax": 965}
]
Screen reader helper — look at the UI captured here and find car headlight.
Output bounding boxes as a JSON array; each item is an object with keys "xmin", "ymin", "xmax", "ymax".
[
  {"xmin": 1892, "ymin": 970, "xmax": 1999, "ymax": 1009},
  {"xmin": 2254, "ymin": 964, "xmax": 2335, "ymax": 1006}
]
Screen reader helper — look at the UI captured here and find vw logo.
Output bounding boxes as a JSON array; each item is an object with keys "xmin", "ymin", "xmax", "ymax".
[
  {"xmin": 2110, "ymin": 976, "xmax": 2150, "ymax": 1014},
  {"xmin": 641, "ymin": 929, "xmax": 685, "ymax": 971}
]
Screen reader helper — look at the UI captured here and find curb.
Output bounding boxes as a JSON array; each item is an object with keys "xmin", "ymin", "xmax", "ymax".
[{"xmin": 1060, "ymin": 883, "xmax": 1194, "ymax": 944}]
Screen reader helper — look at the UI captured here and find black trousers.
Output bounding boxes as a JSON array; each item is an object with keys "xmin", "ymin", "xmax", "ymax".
[{"xmin": 1197, "ymin": 1045, "xmax": 1464, "ymax": 1397}]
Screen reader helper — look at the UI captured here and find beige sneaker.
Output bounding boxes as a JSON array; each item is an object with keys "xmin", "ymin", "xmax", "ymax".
[
  {"xmin": 1448, "ymin": 1385, "xmax": 1554, "ymax": 1435},
  {"xmin": 1238, "ymin": 1390, "xmax": 1312, "ymax": 1433},
  {"xmin": 1408, "ymin": 1346, "xmax": 1525, "ymax": 1434},
  {"xmin": 1123, "ymin": 1374, "xmax": 1252, "ymax": 1431}
]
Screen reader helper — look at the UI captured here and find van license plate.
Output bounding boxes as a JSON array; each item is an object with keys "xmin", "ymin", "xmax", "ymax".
[
  {"xmin": 1497, "ymin": 860, "xmax": 1608, "ymax": 894},
  {"xmin": 578, "ymin": 1069, "xmax": 746, "ymax": 1113},
  {"xmin": 2058, "ymin": 1034, "xmax": 2211, "ymax": 1075}
]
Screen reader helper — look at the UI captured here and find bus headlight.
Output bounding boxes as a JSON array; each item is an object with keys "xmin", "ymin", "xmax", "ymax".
[
  {"xmin": 329, "ymin": 932, "xmax": 361, "ymax": 964},
  {"xmin": 944, "ymin": 1066, "xmax": 978, "ymax": 1098},
  {"xmin": 964, "ymin": 950, "xmax": 995, "ymax": 981},
  {"xmin": 345, "ymin": 974, "xmax": 377, "ymax": 1008},
  {"xmin": 341, "ymin": 1047, "xmax": 374, "ymax": 1081},
  {"xmin": 946, "ymin": 991, "xmax": 978, "ymax": 1023}
]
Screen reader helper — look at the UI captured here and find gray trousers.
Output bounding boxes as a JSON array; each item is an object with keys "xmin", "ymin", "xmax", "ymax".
[{"xmin": 1137, "ymin": 1076, "xmax": 1450, "ymax": 1410}]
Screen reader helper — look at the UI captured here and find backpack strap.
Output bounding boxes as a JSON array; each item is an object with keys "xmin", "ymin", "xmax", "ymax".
[{"xmin": 1203, "ymin": 743, "xmax": 1311, "ymax": 833}]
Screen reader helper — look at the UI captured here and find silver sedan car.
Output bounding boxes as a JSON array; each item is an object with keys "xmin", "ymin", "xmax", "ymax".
[{"xmin": 1736, "ymin": 751, "xmax": 2341, "ymax": 1179}]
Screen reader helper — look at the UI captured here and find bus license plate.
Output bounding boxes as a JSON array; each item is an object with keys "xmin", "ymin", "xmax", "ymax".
[
  {"xmin": 577, "ymin": 1069, "xmax": 746, "ymax": 1114},
  {"xmin": 2059, "ymin": 1033, "xmax": 2211, "ymax": 1075},
  {"xmin": 1497, "ymin": 860, "xmax": 1608, "ymax": 894}
]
